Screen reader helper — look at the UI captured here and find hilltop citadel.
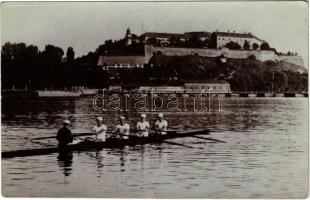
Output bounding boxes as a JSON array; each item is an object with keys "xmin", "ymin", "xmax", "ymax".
[{"xmin": 98, "ymin": 28, "xmax": 304, "ymax": 70}]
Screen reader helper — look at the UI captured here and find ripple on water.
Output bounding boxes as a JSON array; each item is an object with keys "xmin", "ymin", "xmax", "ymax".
[{"xmin": 1, "ymin": 98, "xmax": 308, "ymax": 198}]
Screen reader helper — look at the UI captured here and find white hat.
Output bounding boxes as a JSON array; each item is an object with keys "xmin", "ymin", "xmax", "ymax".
[
  {"xmin": 158, "ymin": 113, "xmax": 164, "ymax": 118},
  {"xmin": 120, "ymin": 116, "xmax": 125, "ymax": 120},
  {"xmin": 97, "ymin": 117, "xmax": 103, "ymax": 121},
  {"xmin": 141, "ymin": 114, "xmax": 146, "ymax": 118},
  {"xmin": 63, "ymin": 120, "xmax": 70, "ymax": 125}
]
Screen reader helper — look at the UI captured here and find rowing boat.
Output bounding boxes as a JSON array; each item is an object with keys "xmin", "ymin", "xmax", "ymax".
[{"xmin": 2, "ymin": 129, "xmax": 210, "ymax": 159}]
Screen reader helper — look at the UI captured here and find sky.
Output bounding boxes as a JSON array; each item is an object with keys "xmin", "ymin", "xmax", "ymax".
[{"xmin": 1, "ymin": 1, "xmax": 308, "ymax": 67}]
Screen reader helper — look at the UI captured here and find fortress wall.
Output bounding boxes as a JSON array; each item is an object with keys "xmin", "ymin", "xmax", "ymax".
[
  {"xmin": 144, "ymin": 45, "xmax": 276, "ymax": 62},
  {"xmin": 225, "ymin": 50, "xmax": 276, "ymax": 61},
  {"xmin": 144, "ymin": 45, "xmax": 221, "ymax": 59}
]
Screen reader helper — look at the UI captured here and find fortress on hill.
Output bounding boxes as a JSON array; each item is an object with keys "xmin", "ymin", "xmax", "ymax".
[
  {"xmin": 124, "ymin": 28, "xmax": 265, "ymax": 49},
  {"xmin": 97, "ymin": 28, "xmax": 304, "ymax": 70}
]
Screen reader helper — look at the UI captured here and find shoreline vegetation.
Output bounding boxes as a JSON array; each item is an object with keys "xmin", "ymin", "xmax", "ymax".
[{"xmin": 1, "ymin": 40, "xmax": 308, "ymax": 95}]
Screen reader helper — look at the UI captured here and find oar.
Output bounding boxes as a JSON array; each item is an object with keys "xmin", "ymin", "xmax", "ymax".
[
  {"xmin": 32, "ymin": 129, "xmax": 182, "ymax": 140},
  {"xmin": 30, "ymin": 139, "xmax": 54, "ymax": 147},
  {"xmin": 32, "ymin": 129, "xmax": 144, "ymax": 140},
  {"xmin": 151, "ymin": 129, "xmax": 177, "ymax": 134},
  {"xmin": 190, "ymin": 135, "xmax": 226, "ymax": 143},
  {"xmin": 32, "ymin": 132, "xmax": 93, "ymax": 140},
  {"xmin": 161, "ymin": 140, "xmax": 202, "ymax": 149}
]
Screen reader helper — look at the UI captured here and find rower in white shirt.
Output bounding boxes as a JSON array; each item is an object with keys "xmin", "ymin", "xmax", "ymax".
[
  {"xmin": 136, "ymin": 114, "xmax": 150, "ymax": 137},
  {"xmin": 154, "ymin": 113, "xmax": 168, "ymax": 135},
  {"xmin": 91, "ymin": 117, "xmax": 107, "ymax": 142},
  {"xmin": 114, "ymin": 116, "xmax": 130, "ymax": 139}
]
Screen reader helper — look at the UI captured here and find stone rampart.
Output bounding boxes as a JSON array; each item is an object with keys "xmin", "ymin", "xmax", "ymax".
[{"xmin": 144, "ymin": 45, "xmax": 277, "ymax": 62}]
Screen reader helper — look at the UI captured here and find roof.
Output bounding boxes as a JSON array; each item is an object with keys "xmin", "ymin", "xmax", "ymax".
[
  {"xmin": 252, "ymin": 35, "xmax": 266, "ymax": 43},
  {"xmin": 184, "ymin": 32, "xmax": 211, "ymax": 37},
  {"xmin": 139, "ymin": 85, "xmax": 184, "ymax": 88},
  {"xmin": 214, "ymin": 31, "xmax": 254, "ymax": 38},
  {"xmin": 141, "ymin": 32, "xmax": 187, "ymax": 39},
  {"xmin": 214, "ymin": 31, "xmax": 266, "ymax": 43},
  {"xmin": 141, "ymin": 32, "xmax": 211, "ymax": 39},
  {"xmin": 97, "ymin": 56, "xmax": 146, "ymax": 66}
]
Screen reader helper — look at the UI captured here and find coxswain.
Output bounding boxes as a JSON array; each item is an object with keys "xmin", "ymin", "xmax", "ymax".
[
  {"xmin": 154, "ymin": 113, "xmax": 168, "ymax": 135},
  {"xmin": 136, "ymin": 114, "xmax": 150, "ymax": 137},
  {"xmin": 91, "ymin": 117, "xmax": 107, "ymax": 142},
  {"xmin": 114, "ymin": 116, "xmax": 130, "ymax": 139},
  {"xmin": 56, "ymin": 120, "xmax": 73, "ymax": 147}
]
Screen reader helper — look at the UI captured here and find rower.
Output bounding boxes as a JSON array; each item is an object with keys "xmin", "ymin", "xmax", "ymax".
[
  {"xmin": 56, "ymin": 120, "xmax": 73, "ymax": 147},
  {"xmin": 114, "ymin": 116, "xmax": 130, "ymax": 139},
  {"xmin": 91, "ymin": 117, "xmax": 107, "ymax": 142},
  {"xmin": 136, "ymin": 114, "xmax": 150, "ymax": 137},
  {"xmin": 154, "ymin": 113, "xmax": 168, "ymax": 135}
]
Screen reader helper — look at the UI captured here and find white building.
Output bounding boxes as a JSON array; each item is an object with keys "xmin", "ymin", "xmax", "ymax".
[
  {"xmin": 97, "ymin": 55, "xmax": 147, "ymax": 70},
  {"xmin": 140, "ymin": 32, "xmax": 187, "ymax": 46}
]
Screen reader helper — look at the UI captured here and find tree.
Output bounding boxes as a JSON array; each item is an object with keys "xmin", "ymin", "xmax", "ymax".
[
  {"xmin": 169, "ymin": 36, "xmax": 176, "ymax": 46},
  {"xmin": 260, "ymin": 42, "xmax": 270, "ymax": 50},
  {"xmin": 39, "ymin": 45, "xmax": 64, "ymax": 89},
  {"xmin": 186, "ymin": 35, "xmax": 203, "ymax": 48},
  {"xmin": 1, "ymin": 42, "xmax": 40, "ymax": 89},
  {"xmin": 273, "ymin": 71, "xmax": 288, "ymax": 92},
  {"xmin": 243, "ymin": 40, "xmax": 250, "ymax": 50},
  {"xmin": 203, "ymin": 38, "xmax": 210, "ymax": 47},
  {"xmin": 43, "ymin": 44, "xmax": 64, "ymax": 63},
  {"xmin": 252, "ymin": 43, "xmax": 259, "ymax": 50},
  {"xmin": 66, "ymin": 47, "xmax": 75, "ymax": 62},
  {"xmin": 14, "ymin": 43, "xmax": 28, "ymax": 59},
  {"xmin": 146, "ymin": 37, "xmax": 158, "ymax": 46},
  {"xmin": 248, "ymin": 55, "xmax": 256, "ymax": 60},
  {"xmin": 225, "ymin": 41, "xmax": 241, "ymax": 50},
  {"xmin": 209, "ymin": 33, "xmax": 217, "ymax": 49},
  {"xmin": 174, "ymin": 37, "xmax": 182, "ymax": 47}
]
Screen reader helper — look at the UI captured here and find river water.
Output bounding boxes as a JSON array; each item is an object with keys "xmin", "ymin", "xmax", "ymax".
[{"xmin": 1, "ymin": 97, "xmax": 308, "ymax": 198}]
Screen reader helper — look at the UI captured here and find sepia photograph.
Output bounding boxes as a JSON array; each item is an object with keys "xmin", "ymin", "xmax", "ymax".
[{"xmin": 1, "ymin": 1, "xmax": 308, "ymax": 198}]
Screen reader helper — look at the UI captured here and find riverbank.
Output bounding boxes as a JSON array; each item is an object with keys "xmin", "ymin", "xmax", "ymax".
[
  {"xmin": 2, "ymin": 89, "xmax": 308, "ymax": 99},
  {"xmin": 2, "ymin": 89, "xmax": 99, "ymax": 98}
]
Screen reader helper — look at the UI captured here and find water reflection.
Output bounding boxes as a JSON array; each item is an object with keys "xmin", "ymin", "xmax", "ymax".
[
  {"xmin": 120, "ymin": 149, "xmax": 128, "ymax": 172},
  {"xmin": 57, "ymin": 150, "xmax": 73, "ymax": 177},
  {"xmin": 1, "ymin": 98, "xmax": 308, "ymax": 198},
  {"xmin": 96, "ymin": 150, "xmax": 105, "ymax": 170}
]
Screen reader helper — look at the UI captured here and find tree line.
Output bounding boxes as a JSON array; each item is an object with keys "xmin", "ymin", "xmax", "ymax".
[
  {"xmin": 2, "ymin": 42, "xmax": 106, "ymax": 90},
  {"xmin": 1, "ymin": 41, "xmax": 307, "ymax": 92}
]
